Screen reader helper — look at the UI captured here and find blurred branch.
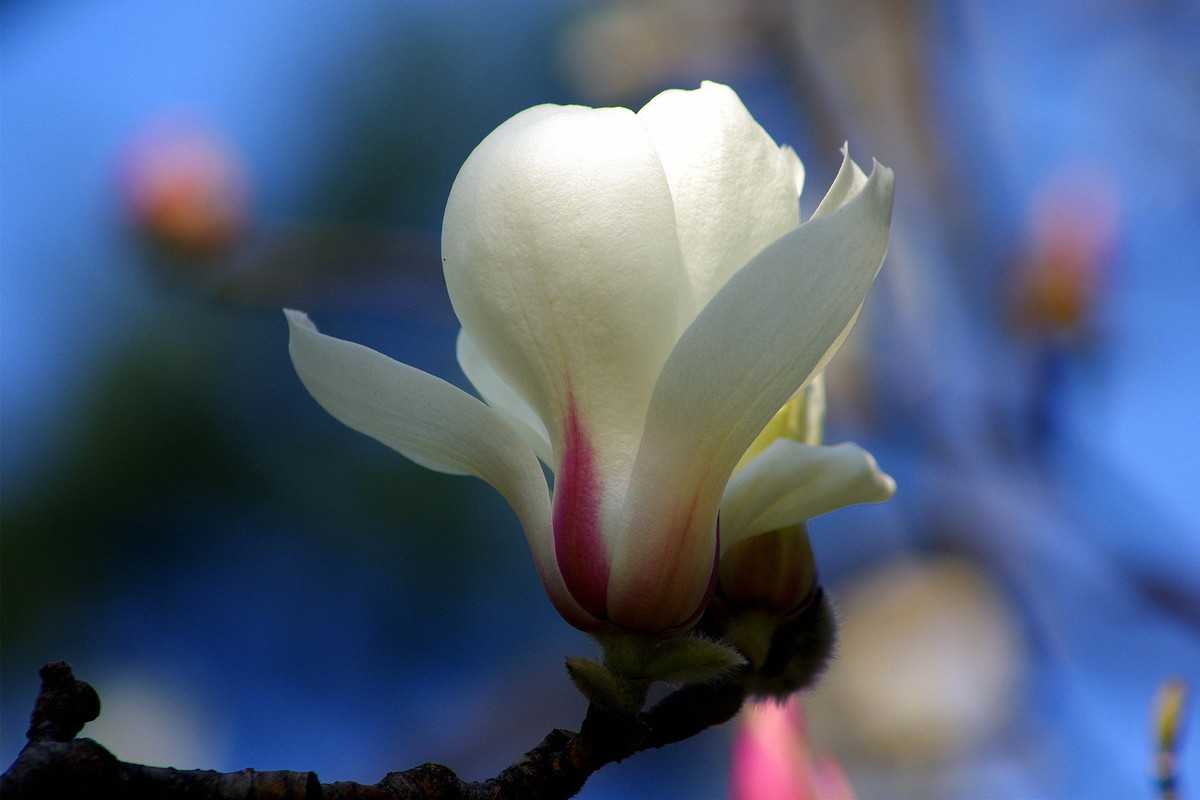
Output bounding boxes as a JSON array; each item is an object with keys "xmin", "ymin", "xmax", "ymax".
[
  {"xmin": 1, "ymin": 661, "xmax": 745, "ymax": 800},
  {"xmin": 210, "ymin": 225, "xmax": 444, "ymax": 314}
]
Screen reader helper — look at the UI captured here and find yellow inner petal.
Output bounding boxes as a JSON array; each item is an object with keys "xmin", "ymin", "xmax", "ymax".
[{"xmin": 735, "ymin": 374, "xmax": 826, "ymax": 471}]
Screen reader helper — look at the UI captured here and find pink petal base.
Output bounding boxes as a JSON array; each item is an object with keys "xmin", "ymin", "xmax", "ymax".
[{"xmin": 553, "ymin": 394, "xmax": 610, "ymax": 621}]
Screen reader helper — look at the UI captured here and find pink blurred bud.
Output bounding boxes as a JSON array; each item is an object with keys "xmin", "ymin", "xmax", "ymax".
[
  {"xmin": 121, "ymin": 122, "xmax": 248, "ymax": 259},
  {"xmin": 732, "ymin": 698, "xmax": 855, "ymax": 800},
  {"xmin": 1010, "ymin": 168, "xmax": 1119, "ymax": 335}
]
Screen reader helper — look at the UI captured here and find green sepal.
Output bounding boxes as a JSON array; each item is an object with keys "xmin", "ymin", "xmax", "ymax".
[
  {"xmin": 641, "ymin": 635, "xmax": 747, "ymax": 684},
  {"xmin": 565, "ymin": 657, "xmax": 648, "ymax": 713},
  {"xmin": 592, "ymin": 631, "xmax": 747, "ymax": 685},
  {"xmin": 726, "ymin": 609, "xmax": 778, "ymax": 669}
]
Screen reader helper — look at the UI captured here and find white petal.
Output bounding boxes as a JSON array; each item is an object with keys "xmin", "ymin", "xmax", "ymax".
[
  {"xmin": 737, "ymin": 372, "xmax": 828, "ymax": 472},
  {"xmin": 800, "ymin": 147, "xmax": 871, "ymax": 401},
  {"xmin": 608, "ymin": 160, "xmax": 894, "ymax": 624},
  {"xmin": 285, "ymin": 309, "xmax": 599, "ymax": 629},
  {"xmin": 784, "ymin": 145, "xmax": 806, "ymax": 200},
  {"xmin": 456, "ymin": 329, "xmax": 553, "ymax": 466},
  {"xmin": 739, "ymin": 146, "xmax": 867, "ymax": 468},
  {"xmin": 442, "ymin": 102, "xmax": 689, "ymax": 479},
  {"xmin": 720, "ymin": 440, "xmax": 896, "ymax": 551},
  {"xmin": 811, "ymin": 143, "xmax": 869, "ymax": 221},
  {"xmin": 638, "ymin": 81, "xmax": 803, "ymax": 311}
]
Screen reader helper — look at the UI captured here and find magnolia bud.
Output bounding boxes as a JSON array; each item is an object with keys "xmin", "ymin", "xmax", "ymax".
[
  {"xmin": 719, "ymin": 523, "xmax": 818, "ymax": 616},
  {"xmin": 1009, "ymin": 169, "xmax": 1117, "ymax": 336},
  {"xmin": 122, "ymin": 124, "xmax": 248, "ymax": 259}
]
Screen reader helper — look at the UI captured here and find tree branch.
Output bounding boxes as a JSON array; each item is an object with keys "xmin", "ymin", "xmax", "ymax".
[
  {"xmin": 0, "ymin": 662, "xmax": 743, "ymax": 800},
  {"xmin": 2, "ymin": 594, "xmax": 834, "ymax": 798}
]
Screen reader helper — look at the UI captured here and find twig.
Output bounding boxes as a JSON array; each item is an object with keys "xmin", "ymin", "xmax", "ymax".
[
  {"xmin": 0, "ymin": 661, "xmax": 744, "ymax": 800},
  {"xmin": 2, "ymin": 595, "xmax": 834, "ymax": 797}
]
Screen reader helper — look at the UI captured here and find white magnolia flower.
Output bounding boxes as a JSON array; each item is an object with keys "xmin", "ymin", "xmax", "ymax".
[{"xmin": 286, "ymin": 82, "xmax": 895, "ymax": 633}]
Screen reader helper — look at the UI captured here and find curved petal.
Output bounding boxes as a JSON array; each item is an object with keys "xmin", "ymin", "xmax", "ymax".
[
  {"xmin": 783, "ymin": 145, "xmax": 806, "ymax": 202},
  {"xmin": 608, "ymin": 160, "xmax": 894, "ymax": 627},
  {"xmin": 736, "ymin": 372, "xmax": 827, "ymax": 472},
  {"xmin": 442, "ymin": 103, "xmax": 689, "ymax": 468},
  {"xmin": 285, "ymin": 310, "xmax": 600, "ymax": 630},
  {"xmin": 638, "ymin": 81, "xmax": 803, "ymax": 312},
  {"xmin": 811, "ymin": 143, "xmax": 869, "ymax": 221},
  {"xmin": 456, "ymin": 329, "xmax": 553, "ymax": 466},
  {"xmin": 720, "ymin": 440, "xmax": 895, "ymax": 551}
]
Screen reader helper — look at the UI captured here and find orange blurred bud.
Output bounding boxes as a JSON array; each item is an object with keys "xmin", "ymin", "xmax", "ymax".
[
  {"xmin": 122, "ymin": 123, "xmax": 248, "ymax": 259},
  {"xmin": 1011, "ymin": 168, "xmax": 1119, "ymax": 336}
]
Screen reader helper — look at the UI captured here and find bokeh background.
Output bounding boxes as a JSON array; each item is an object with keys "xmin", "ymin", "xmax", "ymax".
[{"xmin": 3, "ymin": 1, "xmax": 1198, "ymax": 798}]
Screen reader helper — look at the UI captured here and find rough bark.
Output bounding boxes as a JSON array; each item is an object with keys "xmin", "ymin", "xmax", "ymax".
[
  {"xmin": 2, "ymin": 594, "xmax": 833, "ymax": 798},
  {"xmin": 0, "ymin": 662, "xmax": 742, "ymax": 800}
]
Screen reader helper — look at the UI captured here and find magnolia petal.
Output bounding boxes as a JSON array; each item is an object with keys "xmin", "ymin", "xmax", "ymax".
[
  {"xmin": 285, "ymin": 310, "xmax": 600, "ymax": 630},
  {"xmin": 812, "ymin": 143, "xmax": 869, "ymax": 221},
  {"xmin": 609, "ymin": 161, "xmax": 893, "ymax": 626},
  {"xmin": 737, "ymin": 372, "xmax": 828, "ymax": 471},
  {"xmin": 442, "ymin": 102, "xmax": 689, "ymax": 472},
  {"xmin": 456, "ymin": 329, "xmax": 553, "ymax": 466},
  {"xmin": 733, "ymin": 146, "xmax": 866, "ymax": 470},
  {"xmin": 783, "ymin": 145, "xmax": 806, "ymax": 200},
  {"xmin": 801, "ymin": 146, "xmax": 870, "ymax": 414},
  {"xmin": 638, "ymin": 81, "xmax": 803, "ymax": 312},
  {"xmin": 720, "ymin": 440, "xmax": 896, "ymax": 552}
]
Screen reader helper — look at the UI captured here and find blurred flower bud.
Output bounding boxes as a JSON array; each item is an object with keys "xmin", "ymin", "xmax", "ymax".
[
  {"xmin": 1010, "ymin": 169, "xmax": 1119, "ymax": 338},
  {"xmin": 732, "ymin": 697, "xmax": 855, "ymax": 800},
  {"xmin": 811, "ymin": 558, "xmax": 1023, "ymax": 763},
  {"xmin": 1153, "ymin": 679, "xmax": 1189, "ymax": 794},
  {"xmin": 122, "ymin": 123, "xmax": 248, "ymax": 259}
]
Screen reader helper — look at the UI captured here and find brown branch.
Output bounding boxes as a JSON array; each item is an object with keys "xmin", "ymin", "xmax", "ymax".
[
  {"xmin": 2, "ymin": 595, "xmax": 834, "ymax": 798},
  {"xmin": 0, "ymin": 662, "xmax": 744, "ymax": 800}
]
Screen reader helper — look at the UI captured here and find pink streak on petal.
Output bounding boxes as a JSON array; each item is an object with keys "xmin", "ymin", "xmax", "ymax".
[{"xmin": 553, "ymin": 394, "xmax": 609, "ymax": 620}]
